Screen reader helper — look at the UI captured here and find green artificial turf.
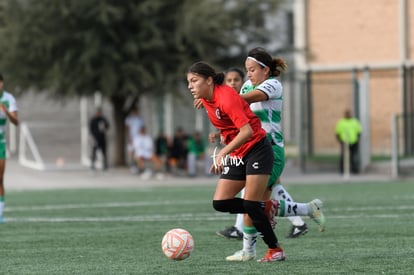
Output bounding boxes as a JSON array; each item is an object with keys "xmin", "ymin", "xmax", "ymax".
[{"xmin": 1, "ymin": 180, "xmax": 413, "ymax": 274}]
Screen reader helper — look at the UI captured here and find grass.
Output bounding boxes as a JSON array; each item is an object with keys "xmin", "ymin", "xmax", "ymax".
[{"xmin": 1, "ymin": 180, "xmax": 414, "ymax": 274}]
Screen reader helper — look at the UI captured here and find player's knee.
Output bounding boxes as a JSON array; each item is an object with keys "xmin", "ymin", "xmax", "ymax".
[{"xmin": 212, "ymin": 200, "xmax": 231, "ymax": 213}]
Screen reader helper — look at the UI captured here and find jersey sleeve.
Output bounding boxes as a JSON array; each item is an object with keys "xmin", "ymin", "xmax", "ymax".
[
  {"xmin": 256, "ymin": 79, "xmax": 282, "ymax": 99},
  {"xmin": 240, "ymin": 80, "xmax": 252, "ymax": 95},
  {"xmin": 8, "ymin": 94, "xmax": 17, "ymax": 112}
]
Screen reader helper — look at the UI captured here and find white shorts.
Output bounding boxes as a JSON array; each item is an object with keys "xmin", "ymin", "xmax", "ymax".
[{"xmin": 135, "ymin": 152, "xmax": 153, "ymax": 159}]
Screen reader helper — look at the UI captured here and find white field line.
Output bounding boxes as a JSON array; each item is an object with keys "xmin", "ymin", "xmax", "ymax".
[
  {"xmin": 5, "ymin": 213, "xmax": 414, "ymax": 223},
  {"xmin": 329, "ymin": 205, "xmax": 414, "ymax": 212},
  {"xmin": 5, "ymin": 201, "xmax": 414, "ymax": 212},
  {"xmin": 4, "ymin": 200, "xmax": 414, "ymax": 223},
  {"xmin": 5, "ymin": 200, "xmax": 204, "ymax": 212}
]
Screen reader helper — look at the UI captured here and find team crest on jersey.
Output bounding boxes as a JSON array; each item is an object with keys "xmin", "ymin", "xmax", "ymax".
[{"xmin": 215, "ymin": 108, "xmax": 221, "ymax": 119}]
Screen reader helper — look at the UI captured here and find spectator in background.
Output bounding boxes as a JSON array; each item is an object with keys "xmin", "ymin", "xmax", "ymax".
[
  {"xmin": 168, "ymin": 127, "xmax": 188, "ymax": 174},
  {"xmin": 187, "ymin": 131, "xmax": 209, "ymax": 177},
  {"xmin": 125, "ymin": 106, "xmax": 144, "ymax": 171},
  {"xmin": 335, "ymin": 109, "xmax": 362, "ymax": 174},
  {"xmin": 89, "ymin": 107, "xmax": 110, "ymax": 171},
  {"xmin": 132, "ymin": 126, "xmax": 163, "ymax": 179},
  {"xmin": 155, "ymin": 130, "xmax": 170, "ymax": 173}
]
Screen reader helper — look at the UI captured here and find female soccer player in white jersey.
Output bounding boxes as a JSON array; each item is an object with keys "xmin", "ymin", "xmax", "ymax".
[
  {"xmin": 0, "ymin": 73, "xmax": 19, "ymax": 223},
  {"xmin": 225, "ymin": 48, "xmax": 326, "ymax": 262}
]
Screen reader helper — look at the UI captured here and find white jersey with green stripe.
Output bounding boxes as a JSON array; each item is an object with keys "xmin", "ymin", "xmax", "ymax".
[
  {"xmin": 240, "ymin": 77, "xmax": 284, "ymax": 148},
  {"xmin": 0, "ymin": 91, "xmax": 17, "ymax": 143}
]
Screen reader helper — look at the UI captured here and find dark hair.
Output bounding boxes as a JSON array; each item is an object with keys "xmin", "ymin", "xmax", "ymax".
[
  {"xmin": 0, "ymin": 73, "xmax": 3, "ymax": 81},
  {"xmin": 187, "ymin": 62, "xmax": 225, "ymax": 85},
  {"xmin": 247, "ymin": 47, "xmax": 287, "ymax": 77},
  {"xmin": 226, "ymin": 67, "xmax": 245, "ymax": 80}
]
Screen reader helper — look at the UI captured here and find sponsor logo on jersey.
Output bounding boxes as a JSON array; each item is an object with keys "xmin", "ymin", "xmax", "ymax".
[{"xmin": 215, "ymin": 108, "xmax": 221, "ymax": 119}]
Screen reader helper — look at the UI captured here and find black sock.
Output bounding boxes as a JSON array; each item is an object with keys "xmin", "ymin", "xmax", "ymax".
[{"xmin": 244, "ymin": 200, "xmax": 279, "ymax": 249}]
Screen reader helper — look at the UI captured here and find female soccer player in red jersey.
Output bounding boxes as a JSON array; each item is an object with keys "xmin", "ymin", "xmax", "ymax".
[{"xmin": 187, "ymin": 61, "xmax": 285, "ymax": 262}]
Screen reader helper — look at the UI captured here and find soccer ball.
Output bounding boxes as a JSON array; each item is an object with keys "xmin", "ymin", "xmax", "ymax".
[{"xmin": 161, "ymin": 228, "xmax": 194, "ymax": 260}]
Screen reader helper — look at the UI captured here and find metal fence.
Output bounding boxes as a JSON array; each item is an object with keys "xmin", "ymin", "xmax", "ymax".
[
  {"xmin": 391, "ymin": 113, "xmax": 414, "ymax": 177},
  {"xmin": 288, "ymin": 65, "xmax": 414, "ymax": 174}
]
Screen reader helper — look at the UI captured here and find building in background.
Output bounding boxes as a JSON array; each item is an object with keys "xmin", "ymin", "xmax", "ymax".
[{"xmin": 292, "ymin": 0, "xmax": 414, "ymax": 172}]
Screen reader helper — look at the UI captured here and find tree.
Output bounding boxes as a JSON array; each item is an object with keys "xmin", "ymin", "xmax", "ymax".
[{"xmin": 0, "ymin": 0, "xmax": 282, "ymax": 166}]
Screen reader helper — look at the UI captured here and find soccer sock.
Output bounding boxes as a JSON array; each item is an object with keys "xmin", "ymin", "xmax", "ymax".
[
  {"xmin": 272, "ymin": 184, "xmax": 305, "ymax": 226},
  {"xmin": 234, "ymin": 188, "xmax": 245, "ymax": 231},
  {"xmin": 244, "ymin": 200, "xmax": 278, "ymax": 249},
  {"xmin": 276, "ymin": 200, "xmax": 310, "ymax": 217},
  {"xmin": 0, "ymin": 196, "xmax": 4, "ymax": 217},
  {"xmin": 242, "ymin": 226, "xmax": 257, "ymax": 254},
  {"xmin": 235, "ymin": 214, "xmax": 244, "ymax": 232}
]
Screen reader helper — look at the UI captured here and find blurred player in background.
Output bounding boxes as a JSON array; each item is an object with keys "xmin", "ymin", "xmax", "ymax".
[
  {"xmin": 224, "ymin": 67, "xmax": 245, "ymax": 93},
  {"xmin": 0, "ymin": 73, "xmax": 19, "ymax": 223}
]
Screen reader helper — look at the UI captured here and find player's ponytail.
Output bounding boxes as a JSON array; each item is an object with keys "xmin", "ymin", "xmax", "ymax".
[
  {"xmin": 271, "ymin": 58, "xmax": 288, "ymax": 77},
  {"xmin": 213, "ymin": 72, "xmax": 225, "ymax": 85}
]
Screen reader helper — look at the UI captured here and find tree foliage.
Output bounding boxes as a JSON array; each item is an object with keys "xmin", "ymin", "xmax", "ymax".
[{"xmin": 0, "ymin": 0, "xmax": 282, "ymax": 165}]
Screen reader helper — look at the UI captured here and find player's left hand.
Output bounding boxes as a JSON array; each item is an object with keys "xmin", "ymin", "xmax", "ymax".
[
  {"xmin": 210, "ymin": 152, "xmax": 225, "ymax": 175},
  {"xmin": 193, "ymin": 99, "xmax": 204, "ymax": 109},
  {"xmin": 209, "ymin": 162, "xmax": 223, "ymax": 175}
]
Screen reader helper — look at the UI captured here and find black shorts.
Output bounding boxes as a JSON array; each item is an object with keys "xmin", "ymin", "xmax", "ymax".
[{"xmin": 220, "ymin": 138, "xmax": 274, "ymax": 181}]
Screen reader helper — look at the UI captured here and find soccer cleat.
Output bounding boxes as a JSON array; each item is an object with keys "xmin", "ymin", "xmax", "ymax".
[
  {"xmin": 287, "ymin": 223, "xmax": 309, "ymax": 238},
  {"xmin": 257, "ymin": 247, "xmax": 286, "ymax": 262},
  {"xmin": 226, "ymin": 250, "xmax": 256, "ymax": 262},
  {"xmin": 264, "ymin": 200, "xmax": 277, "ymax": 229},
  {"xmin": 216, "ymin": 226, "xmax": 243, "ymax": 240},
  {"xmin": 308, "ymin": 199, "xmax": 326, "ymax": 232}
]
